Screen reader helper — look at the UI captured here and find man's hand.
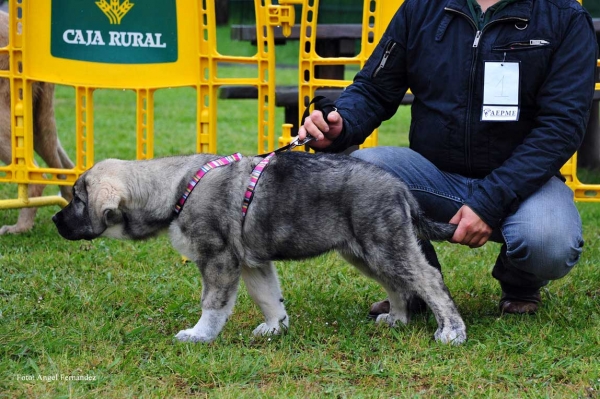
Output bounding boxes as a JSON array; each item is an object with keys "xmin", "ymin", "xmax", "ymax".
[
  {"xmin": 449, "ymin": 205, "xmax": 492, "ymax": 248},
  {"xmin": 297, "ymin": 109, "xmax": 344, "ymax": 151}
]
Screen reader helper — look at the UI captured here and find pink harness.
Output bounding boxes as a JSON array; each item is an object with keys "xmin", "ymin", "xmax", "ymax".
[
  {"xmin": 241, "ymin": 152, "xmax": 276, "ymax": 218},
  {"xmin": 172, "ymin": 96, "xmax": 330, "ymax": 218},
  {"xmin": 174, "ymin": 152, "xmax": 275, "ymax": 220}
]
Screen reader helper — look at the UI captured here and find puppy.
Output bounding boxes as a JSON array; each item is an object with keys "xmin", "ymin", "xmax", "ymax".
[
  {"xmin": 53, "ymin": 151, "xmax": 467, "ymax": 344},
  {"xmin": 0, "ymin": 10, "xmax": 74, "ymax": 234}
]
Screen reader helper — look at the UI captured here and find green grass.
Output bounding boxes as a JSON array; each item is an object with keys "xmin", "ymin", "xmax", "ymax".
[{"xmin": 0, "ymin": 27, "xmax": 599, "ymax": 399}]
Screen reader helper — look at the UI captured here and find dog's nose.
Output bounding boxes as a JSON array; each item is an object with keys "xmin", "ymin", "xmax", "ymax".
[{"xmin": 52, "ymin": 214, "xmax": 59, "ymax": 224}]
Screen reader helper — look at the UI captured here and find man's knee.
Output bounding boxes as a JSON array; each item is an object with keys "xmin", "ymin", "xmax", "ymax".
[
  {"xmin": 501, "ymin": 177, "xmax": 583, "ymax": 282},
  {"xmin": 505, "ymin": 228, "xmax": 583, "ymax": 281}
]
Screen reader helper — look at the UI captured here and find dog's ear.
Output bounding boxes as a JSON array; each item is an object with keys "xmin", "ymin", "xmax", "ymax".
[
  {"xmin": 103, "ymin": 208, "xmax": 123, "ymax": 226},
  {"xmin": 93, "ymin": 178, "xmax": 127, "ymax": 227}
]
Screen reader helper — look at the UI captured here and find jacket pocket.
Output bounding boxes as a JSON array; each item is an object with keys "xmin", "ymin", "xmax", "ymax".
[
  {"xmin": 372, "ymin": 40, "xmax": 398, "ymax": 78},
  {"xmin": 490, "ymin": 39, "xmax": 553, "ymax": 101},
  {"xmin": 492, "ymin": 39, "xmax": 551, "ymax": 52}
]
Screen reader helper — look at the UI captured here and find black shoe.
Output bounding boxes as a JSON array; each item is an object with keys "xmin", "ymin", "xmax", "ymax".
[
  {"xmin": 368, "ymin": 299, "xmax": 390, "ymax": 319},
  {"xmin": 499, "ymin": 290, "xmax": 541, "ymax": 315},
  {"xmin": 367, "ymin": 296, "xmax": 428, "ymax": 320}
]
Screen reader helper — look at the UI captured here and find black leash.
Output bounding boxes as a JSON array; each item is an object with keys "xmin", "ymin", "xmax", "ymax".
[{"xmin": 257, "ymin": 95, "xmax": 337, "ymax": 156}]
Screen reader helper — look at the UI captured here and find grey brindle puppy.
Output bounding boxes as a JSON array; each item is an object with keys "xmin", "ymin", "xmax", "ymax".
[{"xmin": 53, "ymin": 151, "xmax": 467, "ymax": 344}]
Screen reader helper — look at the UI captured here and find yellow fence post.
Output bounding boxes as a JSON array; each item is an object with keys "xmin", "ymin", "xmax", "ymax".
[
  {"xmin": 560, "ymin": 0, "xmax": 600, "ymax": 201},
  {"xmin": 0, "ymin": 0, "xmax": 283, "ymax": 217},
  {"xmin": 276, "ymin": 0, "xmax": 403, "ymax": 149}
]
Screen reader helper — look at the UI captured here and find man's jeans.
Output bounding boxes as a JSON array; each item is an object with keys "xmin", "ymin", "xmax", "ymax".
[{"xmin": 353, "ymin": 147, "xmax": 584, "ymax": 294}]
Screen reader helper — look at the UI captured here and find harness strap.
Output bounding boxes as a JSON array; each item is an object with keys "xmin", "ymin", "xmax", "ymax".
[
  {"xmin": 242, "ymin": 151, "xmax": 275, "ymax": 219},
  {"xmin": 174, "ymin": 152, "xmax": 243, "ymax": 215},
  {"xmin": 174, "ymin": 95, "xmax": 331, "ymax": 220}
]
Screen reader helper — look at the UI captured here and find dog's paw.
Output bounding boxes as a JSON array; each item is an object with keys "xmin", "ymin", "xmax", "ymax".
[
  {"xmin": 375, "ymin": 313, "xmax": 397, "ymax": 327},
  {"xmin": 252, "ymin": 315, "xmax": 289, "ymax": 336},
  {"xmin": 252, "ymin": 323, "xmax": 281, "ymax": 336},
  {"xmin": 375, "ymin": 312, "xmax": 410, "ymax": 327},
  {"xmin": 174, "ymin": 329, "xmax": 214, "ymax": 343},
  {"xmin": 434, "ymin": 327, "xmax": 467, "ymax": 345},
  {"xmin": 0, "ymin": 224, "xmax": 31, "ymax": 235}
]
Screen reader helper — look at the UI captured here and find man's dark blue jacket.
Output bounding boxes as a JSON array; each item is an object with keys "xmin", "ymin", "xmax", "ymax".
[{"xmin": 331, "ymin": 0, "xmax": 597, "ymax": 229}]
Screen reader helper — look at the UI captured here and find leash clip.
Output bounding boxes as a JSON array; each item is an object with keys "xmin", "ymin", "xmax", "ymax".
[
  {"xmin": 257, "ymin": 96, "xmax": 335, "ymax": 157},
  {"xmin": 288, "ymin": 136, "xmax": 313, "ymax": 150}
]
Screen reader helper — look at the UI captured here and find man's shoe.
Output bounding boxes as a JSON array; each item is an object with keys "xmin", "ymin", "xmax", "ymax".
[
  {"xmin": 499, "ymin": 290, "xmax": 541, "ymax": 315},
  {"xmin": 368, "ymin": 299, "xmax": 390, "ymax": 319},
  {"xmin": 368, "ymin": 296, "xmax": 428, "ymax": 319}
]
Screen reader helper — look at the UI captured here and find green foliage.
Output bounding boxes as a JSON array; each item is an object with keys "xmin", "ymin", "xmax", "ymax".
[{"xmin": 1, "ymin": 199, "xmax": 599, "ymax": 397}]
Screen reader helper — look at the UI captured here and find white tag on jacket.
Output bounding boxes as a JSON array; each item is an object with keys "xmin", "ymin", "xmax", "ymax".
[{"xmin": 481, "ymin": 61, "xmax": 520, "ymax": 121}]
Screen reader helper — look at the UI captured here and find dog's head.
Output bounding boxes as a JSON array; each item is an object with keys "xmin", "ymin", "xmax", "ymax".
[{"xmin": 53, "ymin": 160, "xmax": 129, "ymax": 241}]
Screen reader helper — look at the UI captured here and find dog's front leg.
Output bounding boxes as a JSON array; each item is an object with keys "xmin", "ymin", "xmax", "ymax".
[
  {"xmin": 175, "ymin": 255, "xmax": 241, "ymax": 343},
  {"xmin": 242, "ymin": 262, "xmax": 289, "ymax": 336}
]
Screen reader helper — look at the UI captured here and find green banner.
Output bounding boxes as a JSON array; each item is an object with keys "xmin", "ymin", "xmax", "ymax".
[{"xmin": 51, "ymin": 0, "xmax": 178, "ymax": 64}]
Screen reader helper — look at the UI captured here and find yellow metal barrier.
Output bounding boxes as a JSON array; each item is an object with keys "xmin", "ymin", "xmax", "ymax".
[
  {"xmin": 0, "ymin": 0, "xmax": 283, "ymax": 214},
  {"xmin": 561, "ymin": 149, "xmax": 600, "ymax": 201},
  {"xmin": 276, "ymin": 0, "xmax": 404, "ymax": 149},
  {"xmin": 560, "ymin": 0, "xmax": 600, "ymax": 200}
]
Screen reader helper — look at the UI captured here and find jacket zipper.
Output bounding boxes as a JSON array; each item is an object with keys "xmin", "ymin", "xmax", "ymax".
[
  {"xmin": 493, "ymin": 40, "xmax": 550, "ymax": 51},
  {"xmin": 373, "ymin": 41, "xmax": 397, "ymax": 78},
  {"xmin": 473, "ymin": 30, "xmax": 482, "ymax": 47},
  {"xmin": 444, "ymin": 7, "xmax": 528, "ymax": 175}
]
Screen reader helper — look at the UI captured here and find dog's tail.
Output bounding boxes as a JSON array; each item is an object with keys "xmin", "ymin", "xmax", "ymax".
[
  {"xmin": 57, "ymin": 139, "xmax": 75, "ymax": 169},
  {"xmin": 411, "ymin": 207, "xmax": 457, "ymax": 241},
  {"xmin": 413, "ymin": 212, "xmax": 457, "ymax": 242},
  {"xmin": 405, "ymin": 192, "xmax": 456, "ymax": 241}
]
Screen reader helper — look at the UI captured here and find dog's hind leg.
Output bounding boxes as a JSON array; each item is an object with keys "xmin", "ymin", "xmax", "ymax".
[
  {"xmin": 175, "ymin": 251, "xmax": 241, "ymax": 343},
  {"xmin": 0, "ymin": 82, "xmax": 57, "ymax": 234},
  {"xmin": 241, "ymin": 262, "xmax": 289, "ymax": 336},
  {"xmin": 400, "ymin": 252, "xmax": 467, "ymax": 345},
  {"xmin": 339, "ymin": 252, "xmax": 411, "ymax": 325},
  {"xmin": 32, "ymin": 82, "xmax": 73, "ymax": 202},
  {"xmin": 341, "ymin": 247, "xmax": 466, "ymax": 345},
  {"xmin": 0, "ymin": 105, "xmax": 43, "ymax": 235}
]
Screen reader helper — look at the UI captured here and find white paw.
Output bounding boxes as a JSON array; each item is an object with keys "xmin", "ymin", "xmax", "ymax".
[
  {"xmin": 434, "ymin": 327, "xmax": 467, "ymax": 345},
  {"xmin": 252, "ymin": 323, "xmax": 280, "ymax": 336},
  {"xmin": 252, "ymin": 316, "xmax": 289, "ymax": 336},
  {"xmin": 174, "ymin": 329, "xmax": 214, "ymax": 343},
  {"xmin": 375, "ymin": 313, "xmax": 397, "ymax": 327}
]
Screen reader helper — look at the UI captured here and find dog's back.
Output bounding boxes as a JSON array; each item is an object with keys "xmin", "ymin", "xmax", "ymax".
[{"xmin": 241, "ymin": 151, "xmax": 455, "ymax": 262}]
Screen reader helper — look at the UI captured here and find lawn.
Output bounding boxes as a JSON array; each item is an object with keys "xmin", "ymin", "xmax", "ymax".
[{"xmin": 0, "ymin": 26, "xmax": 599, "ymax": 398}]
